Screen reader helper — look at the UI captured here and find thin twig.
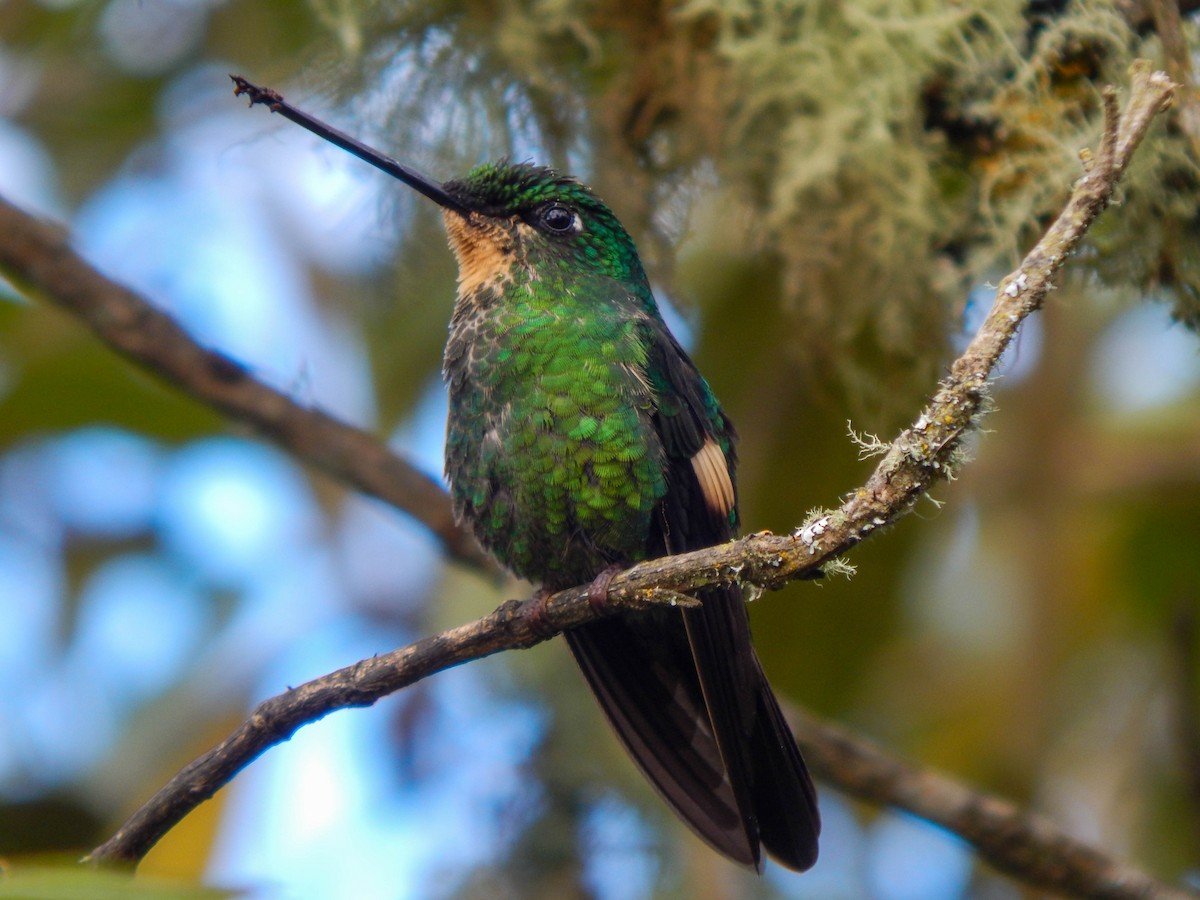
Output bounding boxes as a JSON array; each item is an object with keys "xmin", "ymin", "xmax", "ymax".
[
  {"xmin": 1150, "ymin": 0, "xmax": 1200, "ymax": 160},
  {"xmin": 84, "ymin": 584, "xmax": 691, "ymax": 867}
]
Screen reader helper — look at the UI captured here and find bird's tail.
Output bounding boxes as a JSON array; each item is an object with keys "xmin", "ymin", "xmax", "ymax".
[{"xmin": 564, "ymin": 583, "xmax": 819, "ymax": 871}]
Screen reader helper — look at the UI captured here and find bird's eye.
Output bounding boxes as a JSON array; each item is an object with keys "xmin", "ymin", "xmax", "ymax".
[{"xmin": 538, "ymin": 204, "xmax": 581, "ymax": 235}]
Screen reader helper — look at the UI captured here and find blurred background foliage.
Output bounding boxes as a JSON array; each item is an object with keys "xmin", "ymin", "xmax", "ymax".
[{"xmin": 2, "ymin": 0, "xmax": 1200, "ymax": 897}]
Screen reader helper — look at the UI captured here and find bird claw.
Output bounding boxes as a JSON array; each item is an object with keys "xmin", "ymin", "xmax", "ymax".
[
  {"xmin": 526, "ymin": 588, "xmax": 558, "ymax": 639},
  {"xmin": 527, "ymin": 565, "xmax": 623, "ymax": 639},
  {"xmin": 586, "ymin": 564, "xmax": 623, "ymax": 615}
]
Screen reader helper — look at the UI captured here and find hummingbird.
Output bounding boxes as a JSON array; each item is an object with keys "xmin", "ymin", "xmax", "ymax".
[
  {"xmin": 232, "ymin": 77, "xmax": 820, "ymax": 872},
  {"xmin": 431, "ymin": 160, "xmax": 819, "ymax": 873}
]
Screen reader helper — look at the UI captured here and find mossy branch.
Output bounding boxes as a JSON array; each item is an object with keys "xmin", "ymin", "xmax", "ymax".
[{"xmin": 0, "ymin": 65, "xmax": 1183, "ymax": 897}]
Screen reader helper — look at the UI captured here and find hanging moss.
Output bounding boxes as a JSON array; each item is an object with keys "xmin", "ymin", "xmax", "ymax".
[{"xmin": 312, "ymin": 0, "xmax": 1200, "ymax": 408}]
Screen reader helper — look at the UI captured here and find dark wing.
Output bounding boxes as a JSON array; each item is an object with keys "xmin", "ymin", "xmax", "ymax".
[
  {"xmin": 565, "ymin": 322, "xmax": 819, "ymax": 871},
  {"xmin": 566, "ymin": 608, "xmax": 759, "ymax": 865}
]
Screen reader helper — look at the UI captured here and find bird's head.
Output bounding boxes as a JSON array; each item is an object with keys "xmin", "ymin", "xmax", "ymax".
[{"xmin": 404, "ymin": 160, "xmax": 651, "ymax": 301}]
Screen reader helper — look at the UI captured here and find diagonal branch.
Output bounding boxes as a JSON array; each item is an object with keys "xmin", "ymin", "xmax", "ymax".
[
  {"xmin": 0, "ymin": 64, "xmax": 1183, "ymax": 897},
  {"xmin": 790, "ymin": 706, "xmax": 1195, "ymax": 900},
  {"xmin": 1150, "ymin": 0, "xmax": 1200, "ymax": 160},
  {"xmin": 0, "ymin": 205, "xmax": 493, "ymax": 572}
]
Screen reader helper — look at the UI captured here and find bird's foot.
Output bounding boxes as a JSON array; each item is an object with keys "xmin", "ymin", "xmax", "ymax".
[
  {"xmin": 526, "ymin": 587, "xmax": 557, "ymax": 639},
  {"xmin": 527, "ymin": 564, "xmax": 624, "ymax": 638},
  {"xmin": 586, "ymin": 563, "xmax": 624, "ymax": 615}
]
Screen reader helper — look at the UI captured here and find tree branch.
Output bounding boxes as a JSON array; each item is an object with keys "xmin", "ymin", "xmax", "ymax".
[
  {"xmin": 0, "ymin": 207, "xmax": 493, "ymax": 572},
  {"xmin": 83, "ymin": 583, "xmax": 697, "ymax": 868},
  {"xmin": 1150, "ymin": 0, "xmax": 1200, "ymax": 160},
  {"xmin": 1, "ymin": 64, "xmax": 1181, "ymax": 896},
  {"xmin": 790, "ymin": 706, "xmax": 1196, "ymax": 900}
]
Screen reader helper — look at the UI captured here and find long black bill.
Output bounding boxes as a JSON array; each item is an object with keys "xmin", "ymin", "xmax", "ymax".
[{"xmin": 231, "ymin": 75, "xmax": 469, "ymax": 216}]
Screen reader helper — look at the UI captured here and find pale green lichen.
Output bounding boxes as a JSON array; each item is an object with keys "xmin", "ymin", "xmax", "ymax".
[
  {"xmin": 316, "ymin": 0, "xmax": 1200, "ymax": 393},
  {"xmin": 847, "ymin": 420, "xmax": 890, "ymax": 460},
  {"xmin": 818, "ymin": 556, "xmax": 858, "ymax": 580},
  {"xmin": 794, "ymin": 507, "xmax": 838, "ymax": 551}
]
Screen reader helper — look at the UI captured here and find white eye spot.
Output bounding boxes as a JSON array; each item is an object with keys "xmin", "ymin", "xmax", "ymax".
[{"xmin": 539, "ymin": 204, "xmax": 582, "ymax": 235}]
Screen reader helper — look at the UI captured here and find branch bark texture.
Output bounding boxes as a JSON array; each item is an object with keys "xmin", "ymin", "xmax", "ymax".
[{"xmin": 0, "ymin": 64, "xmax": 1182, "ymax": 897}]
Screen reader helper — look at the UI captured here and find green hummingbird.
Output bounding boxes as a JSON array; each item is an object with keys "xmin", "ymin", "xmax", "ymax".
[
  {"xmin": 429, "ymin": 161, "xmax": 819, "ymax": 872},
  {"xmin": 231, "ymin": 74, "xmax": 819, "ymax": 871}
]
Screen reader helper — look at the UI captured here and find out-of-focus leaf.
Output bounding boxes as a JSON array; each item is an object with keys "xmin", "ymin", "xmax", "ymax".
[
  {"xmin": 0, "ymin": 862, "xmax": 228, "ymax": 899},
  {"xmin": 136, "ymin": 716, "xmax": 240, "ymax": 885},
  {"xmin": 0, "ymin": 307, "xmax": 222, "ymax": 443}
]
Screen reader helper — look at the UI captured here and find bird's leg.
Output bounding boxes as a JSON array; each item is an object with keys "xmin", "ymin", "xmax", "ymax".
[
  {"xmin": 526, "ymin": 587, "xmax": 558, "ymax": 639},
  {"xmin": 586, "ymin": 563, "xmax": 624, "ymax": 615},
  {"xmin": 527, "ymin": 563, "xmax": 623, "ymax": 638}
]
